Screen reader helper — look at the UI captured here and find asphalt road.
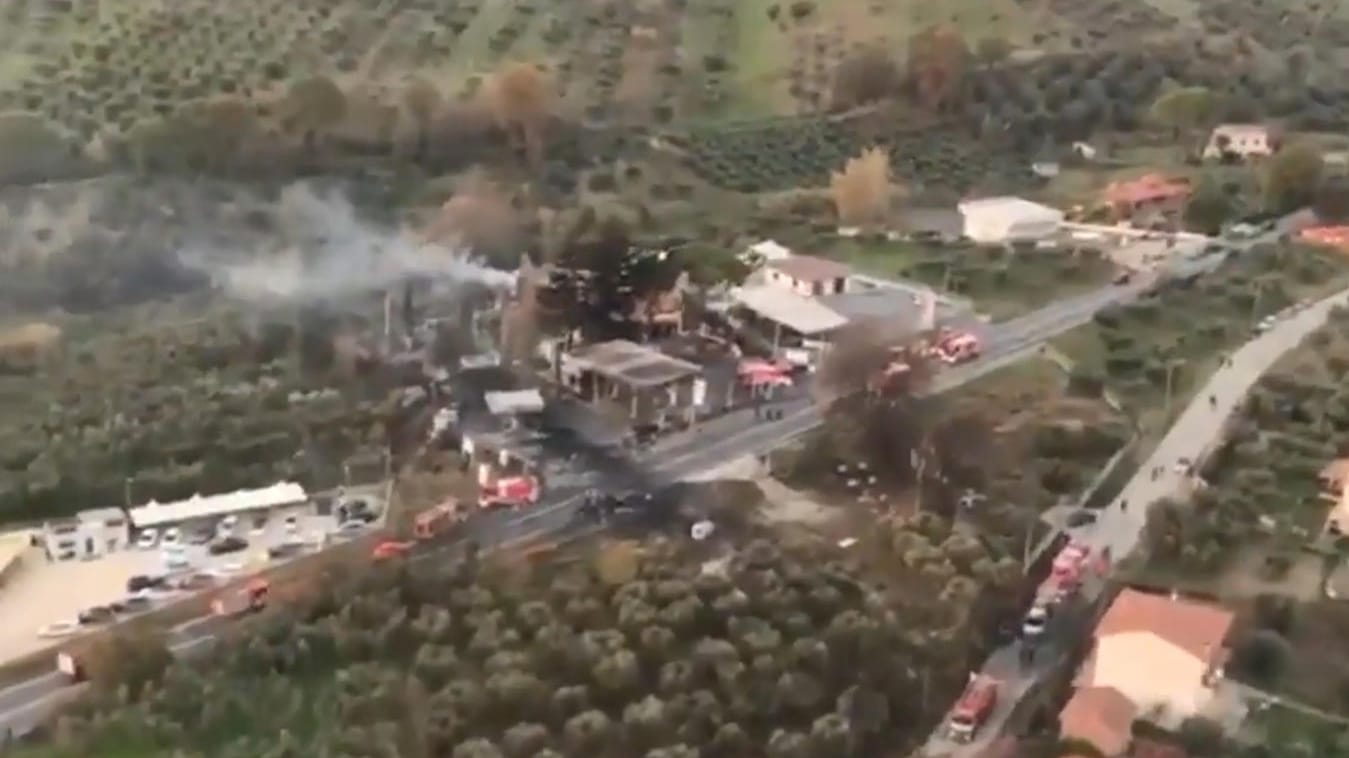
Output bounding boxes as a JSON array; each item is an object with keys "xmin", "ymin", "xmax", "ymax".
[
  {"xmin": 0, "ymin": 223, "xmax": 1291, "ymax": 739},
  {"xmin": 922, "ymin": 221, "xmax": 1331, "ymax": 758}
]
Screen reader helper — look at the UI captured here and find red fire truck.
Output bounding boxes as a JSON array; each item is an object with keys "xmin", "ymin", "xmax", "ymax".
[
  {"xmin": 414, "ymin": 498, "xmax": 464, "ymax": 540},
  {"xmin": 210, "ymin": 577, "xmax": 271, "ymax": 618},
  {"xmin": 947, "ymin": 675, "xmax": 1000, "ymax": 743},
  {"xmin": 479, "ymin": 475, "xmax": 541, "ymax": 509},
  {"xmin": 738, "ymin": 358, "xmax": 794, "ymax": 390},
  {"xmin": 932, "ymin": 329, "xmax": 981, "ymax": 365}
]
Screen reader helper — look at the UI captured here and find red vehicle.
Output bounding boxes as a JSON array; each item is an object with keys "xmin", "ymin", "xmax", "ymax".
[
  {"xmin": 933, "ymin": 329, "xmax": 981, "ymax": 365},
  {"xmin": 210, "ymin": 577, "xmax": 270, "ymax": 617},
  {"xmin": 372, "ymin": 540, "xmax": 415, "ymax": 561},
  {"xmin": 948, "ymin": 675, "xmax": 1000, "ymax": 743},
  {"xmin": 738, "ymin": 358, "xmax": 793, "ymax": 389},
  {"xmin": 414, "ymin": 498, "xmax": 464, "ymax": 540},
  {"xmin": 479, "ymin": 475, "xmax": 541, "ymax": 509}
]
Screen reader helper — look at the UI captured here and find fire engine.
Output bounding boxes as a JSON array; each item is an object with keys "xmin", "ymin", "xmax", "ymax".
[
  {"xmin": 947, "ymin": 675, "xmax": 1000, "ymax": 743},
  {"xmin": 737, "ymin": 358, "xmax": 793, "ymax": 389},
  {"xmin": 932, "ymin": 329, "xmax": 981, "ymax": 365},
  {"xmin": 414, "ymin": 498, "xmax": 464, "ymax": 540},
  {"xmin": 479, "ymin": 475, "xmax": 541, "ymax": 509},
  {"xmin": 211, "ymin": 577, "xmax": 271, "ymax": 617}
]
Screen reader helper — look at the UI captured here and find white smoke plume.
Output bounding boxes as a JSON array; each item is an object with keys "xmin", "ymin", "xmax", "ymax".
[{"xmin": 178, "ymin": 183, "xmax": 516, "ymax": 302}]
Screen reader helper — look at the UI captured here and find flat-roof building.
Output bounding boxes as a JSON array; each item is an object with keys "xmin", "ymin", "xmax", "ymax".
[
  {"xmin": 127, "ymin": 482, "xmax": 308, "ymax": 531},
  {"xmin": 42, "ymin": 507, "xmax": 130, "ymax": 562},
  {"xmin": 562, "ymin": 339, "xmax": 702, "ymax": 423},
  {"xmin": 958, "ymin": 196, "xmax": 1064, "ymax": 244}
]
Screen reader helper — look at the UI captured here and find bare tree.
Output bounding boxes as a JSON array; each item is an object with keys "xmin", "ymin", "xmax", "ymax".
[
  {"xmin": 830, "ymin": 147, "xmax": 894, "ymax": 228},
  {"xmin": 484, "ymin": 62, "xmax": 553, "ymax": 166}
]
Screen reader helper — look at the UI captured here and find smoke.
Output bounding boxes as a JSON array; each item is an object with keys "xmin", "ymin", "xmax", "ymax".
[{"xmin": 178, "ymin": 183, "xmax": 516, "ymax": 303}]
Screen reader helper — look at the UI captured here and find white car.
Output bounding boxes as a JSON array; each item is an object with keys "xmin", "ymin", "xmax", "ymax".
[
  {"xmin": 38, "ymin": 621, "xmax": 81, "ymax": 639},
  {"xmin": 1022, "ymin": 606, "xmax": 1050, "ymax": 638},
  {"xmin": 162, "ymin": 545, "xmax": 190, "ymax": 571},
  {"xmin": 1255, "ymin": 315, "xmax": 1277, "ymax": 334},
  {"xmin": 136, "ymin": 529, "xmax": 160, "ymax": 550},
  {"xmin": 161, "ymin": 527, "xmax": 181, "ymax": 547}
]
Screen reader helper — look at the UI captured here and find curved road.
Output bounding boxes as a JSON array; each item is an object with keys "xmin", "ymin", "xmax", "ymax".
[
  {"xmin": 924, "ymin": 252, "xmax": 1338, "ymax": 755},
  {"xmin": 0, "ymin": 228, "xmax": 1280, "ymax": 738}
]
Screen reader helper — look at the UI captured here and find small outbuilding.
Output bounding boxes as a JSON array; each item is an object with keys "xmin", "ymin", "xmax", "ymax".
[{"xmin": 958, "ymin": 196, "xmax": 1065, "ymax": 244}]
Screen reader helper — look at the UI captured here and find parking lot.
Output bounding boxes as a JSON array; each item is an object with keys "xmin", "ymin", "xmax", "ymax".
[{"xmin": 0, "ymin": 488, "xmax": 386, "ymax": 662}]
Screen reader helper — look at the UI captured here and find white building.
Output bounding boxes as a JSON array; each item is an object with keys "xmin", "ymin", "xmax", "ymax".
[
  {"xmin": 42, "ymin": 507, "xmax": 130, "ymax": 562},
  {"xmin": 762, "ymin": 254, "xmax": 850, "ymax": 297},
  {"xmin": 957, "ymin": 196, "xmax": 1064, "ymax": 244},
  {"xmin": 1203, "ymin": 123, "xmax": 1275, "ymax": 161},
  {"xmin": 127, "ymin": 482, "xmax": 309, "ymax": 532}
]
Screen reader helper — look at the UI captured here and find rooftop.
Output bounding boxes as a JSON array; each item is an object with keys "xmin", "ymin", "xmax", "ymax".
[
  {"xmin": 748, "ymin": 239, "xmax": 793, "ymax": 261},
  {"xmin": 957, "ymin": 195, "xmax": 1063, "ymax": 220},
  {"xmin": 1213, "ymin": 123, "xmax": 1269, "ymax": 135},
  {"xmin": 567, "ymin": 339, "xmax": 701, "ymax": 389},
  {"xmin": 766, "ymin": 254, "xmax": 851, "ymax": 282},
  {"xmin": 733, "ymin": 284, "xmax": 849, "ymax": 335},
  {"xmin": 1095, "ymin": 588, "xmax": 1235, "ymax": 663},
  {"xmin": 1104, "ymin": 173, "xmax": 1192, "ymax": 205},
  {"xmin": 1059, "ymin": 685, "xmax": 1137, "ymax": 757},
  {"xmin": 76, "ymin": 507, "xmax": 127, "ymax": 524},
  {"xmin": 1321, "ymin": 457, "xmax": 1349, "ymax": 491},
  {"xmin": 484, "ymin": 389, "xmax": 545, "ymax": 416},
  {"xmin": 128, "ymin": 482, "xmax": 309, "ymax": 529},
  {"xmin": 816, "ymin": 287, "xmax": 920, "ymax": 325}
]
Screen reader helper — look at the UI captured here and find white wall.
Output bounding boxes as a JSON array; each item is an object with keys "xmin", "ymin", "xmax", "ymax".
[
  {"xmin": 765, "ymin": 270, "xmax": 846, "ymax": 297},
  {"xmin": 44, "ymin": 519, "xmax": 129, "ymax": 561},
  {"xmin": 1087, "ymin": 632, "xmax": 1217, "ymax": 726}
]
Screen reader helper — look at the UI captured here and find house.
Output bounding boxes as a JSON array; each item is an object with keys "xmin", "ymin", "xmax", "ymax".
[
  {"xmin": 763, "ymin": 254, "xmax": 850, "ymax": 297},
  {"xmin": 957, "ymin": 196, "xmax": 1064, "ymax": 244},
  {"xmin": 1060, "ymin": 685, "xmax": 1137, "ymax": 757},
  {"xmin": 41, "ymin": 507, "xmax": 130, "ymax": 562},
  {"xmin": 1074, "ymin": 589, "xmax": 1235, "ymax": 729},
  {"xmin": 1102, "ymin": 174, "xmax": 1192, "ymax": 221},
  {"xmin": 1203, "ymin": 124, "xmax": 1275, "ymax": 161}
]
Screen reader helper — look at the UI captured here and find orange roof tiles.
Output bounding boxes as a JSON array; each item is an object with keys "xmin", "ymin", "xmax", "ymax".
[
  {"xmin": 1103, "ymin": 174, "xmax": 1192, "ymax": 206},
  {"xmin": 1094, "ymin": 589, "xmax": 1234, "ymax": 665},
  {"xmin": 1059, "ymin": 685, "xmax": 1137, "ymax": 757}
]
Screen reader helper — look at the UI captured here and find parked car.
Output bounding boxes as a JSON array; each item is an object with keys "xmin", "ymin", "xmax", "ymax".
[
  {"xmin": 162, "ymin": 545, "xmax": 191, "ymax": 571},
  {"xmin": 268, "ymin": 542, "xmax": 306, "ymax": 560},
  {"xmin": 77, "ymin": 606, "xmax": 116, "ymax": 626},
  {"xmin": 337, "ymin": 498, "xmax": 379, "ymax": 524},
  {"xmin": 160, "ymin": 527, "xmax": 181, "ymax": 547},
  {"xmin": 218, "ymin": 515, "xmax": 239, "ymax": 535},
  {"xmin": 333, "ymin": 520, "xmax": 369, "ymax": 538},
  {"xmin": 126, "ymin": 574, "xmax": 167, "ymax": 593},
  {"xmin": 135, "ymin": 529, "xmax": 159, "ymax": 550},
  {"xmin": 208, "ymin": 535, "xmax": 249, "ymax": 555},
  {"xmin": 188, "ymin": 527, "xmax": 215, "ymax": 545},
  {"xmin": 38, "ymin": 621, "xmax": 82, "ymax": 639},
  {"xmin": 109, "ymin": 595, "xmax": 153, "ymax": 614}
]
